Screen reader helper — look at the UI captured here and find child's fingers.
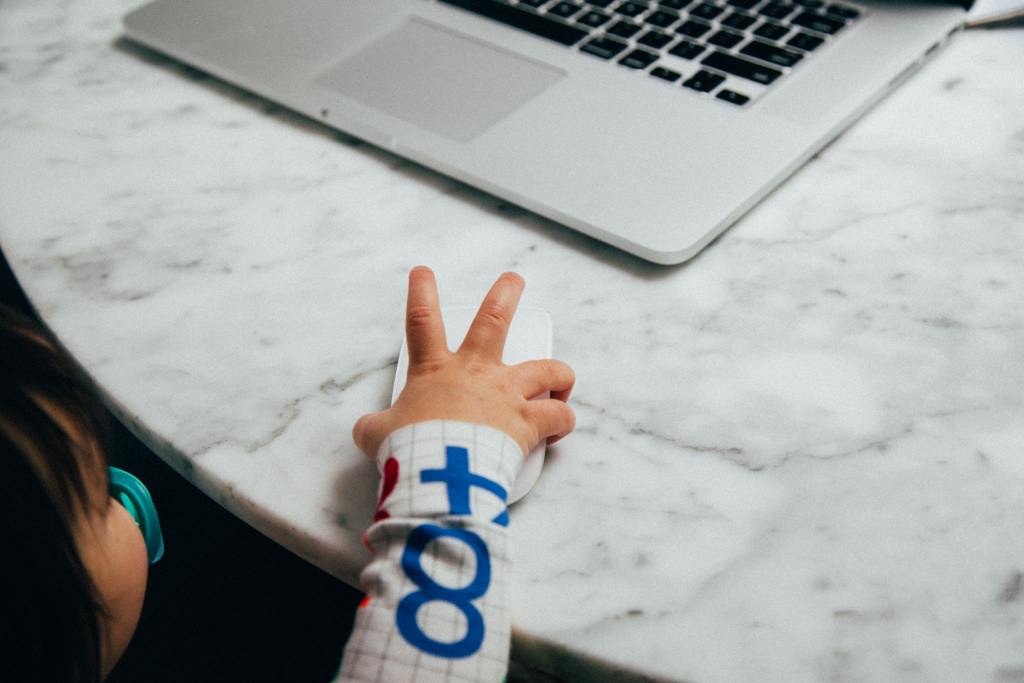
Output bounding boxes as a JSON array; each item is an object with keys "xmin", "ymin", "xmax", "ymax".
[
  {"xmin": 550, "ymin": 385, "xmax": 573, "ymax": 404},
  {"xmin": 511, "ymin": 359, "xmax": 575, "ymax": 400},
  {"xmin": 405, "ymin": 266, "xmax": 448, "ymax": 365},
  {"xmin": 460, "ymin": 272, "xmax": 524, "ymax": 363},
  {"xmin": 522, "ymin": 399, "xmax": 576, "ymax": 447}
]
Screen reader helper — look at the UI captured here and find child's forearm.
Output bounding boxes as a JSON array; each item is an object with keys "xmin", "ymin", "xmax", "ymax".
[
  {"xmin": 339, "ymin": 268, "xmax": 575, "ymax": 681},
  {"xmin": 336, "ymin": 420, "xmax": 518, "ymax": 683}
]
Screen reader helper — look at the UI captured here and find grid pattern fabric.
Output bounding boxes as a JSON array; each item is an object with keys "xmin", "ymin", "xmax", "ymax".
[{"xmin": 335, "ymin": 421, "xmax": 520, "ymax": 683}]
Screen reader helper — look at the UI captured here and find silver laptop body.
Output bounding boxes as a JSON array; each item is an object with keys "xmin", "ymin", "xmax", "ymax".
[{"xmin": 123, "ymin": 0, "xmax": 966, "ymax": 264}]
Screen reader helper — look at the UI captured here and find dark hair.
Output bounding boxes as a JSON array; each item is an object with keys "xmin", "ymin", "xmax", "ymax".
[{"xmin": 0, "ymin": 303, "xmax": 111, "ymax": 683}]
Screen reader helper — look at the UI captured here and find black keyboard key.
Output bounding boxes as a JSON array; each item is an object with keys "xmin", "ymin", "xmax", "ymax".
[
  {"xmin": 677, "ymin": 19, "xmax": 712, "ymax": 37},
  {"xmin": 638, "ymin": 29, "xmax": 674, "ymax": 48},
  {"xmin": 786, "ymin": 31, "xmax": 824, "ymax": 50},
  {"xmin": 689, "ymin": 2, "xmax": 724, "ymax": 20},
  {"xmin": 791, "ymin": 11, "xmax": 845, "ymax": 34},
  {"xmin": 651, "ymin": 66, "xmax": 682, "ymax": 81},
  {"xmin": 740, "ymin": 39, "xmax": 803, "ymax": 66},
  {"xmin": 580, "ymin": 35, "xmax": 629, "ymax": 58},
  {"xmin": 793, "ymin": 0, "xmax": 824, "ymax": 7},
  {"xmin": 646, "ymin": 9, "xmax": 681, "ymax": 27},
  {"xmin": 587, "ymin": 0, "xmax": 615, "ymax": 6},
  {"xmin": 607, "ymin": 19, "xmax": 642, "ymax": 37},
  {"xmin": 726, "ymin": 0, "xmax": 759, "ymax": 9},
  {"xmin": 707, "ymin": 29, "xmax": 743, "ymax": 48},
  {"xmin": 753, "ymin": 21, "xmax": 789, "ymax": 40},
  {"xmin": 717, "ymin": 89, "xmax": 750, "ymax": 104},
  {"xmin": 721, "ymin": 11, "xmax": 757, "ymax": 30},
  {"xmin": 549, "ymin": 1, "xmax": 584, "ymax": 18},
  {"xmin": 440, "ymin": 0, "xmax": 588, "ymax": 45},
  {"xmin": 578, "ymin": 9, "xmax": 613, "ymax": 26},
  {"xmin": 521, "ymin": 0, "xmax": 548, "ymax": 6},
  {"xmin": 668, "ymin": 38, "xmax": 705, "ymax": 59},
  {"xmin": 615, "ymin": 1, "xmax": 648, "ymax": 17},
  {"xmin": 683, "ymin": 69, "xmax": 726, "ymax": 92},
  {"xmin": 660, "ymin": 0, "xmax": 690, "ymax": 9},
  {"xmin": 759, "ymin": 2, "xmax": 795, "ymax": 19},
  {"xmin": 702, "ymin": 50, "xmax": 783, "ymax": 83},
  {"xmin": 619, "ymin": 48, "xmax": 660, "ymax": 68},
  {"xmin": 826, "ymin": 3, "xmax": 860, "ymax": 19}
]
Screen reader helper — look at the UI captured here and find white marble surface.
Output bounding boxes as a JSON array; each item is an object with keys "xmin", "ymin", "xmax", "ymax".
[{"xmin": 2, "ymin": 2, "xmax": 1024, "ymax": 680}]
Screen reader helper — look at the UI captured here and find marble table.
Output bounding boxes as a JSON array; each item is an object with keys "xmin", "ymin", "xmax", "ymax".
[{"xmin": 3, "ymin": 1, "xmax": 1023, "ymax": 680}]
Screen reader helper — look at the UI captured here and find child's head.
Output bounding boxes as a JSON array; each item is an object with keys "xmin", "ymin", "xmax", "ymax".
[{"xmin": 1, "ymin": 304, "xmax": 148, "ymax": 682}]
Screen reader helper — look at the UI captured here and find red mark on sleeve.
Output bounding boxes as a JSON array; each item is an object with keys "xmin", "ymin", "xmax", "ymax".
[{"xmin": 373, "ymin": 456, "xmax": 399, "ymax": 522}]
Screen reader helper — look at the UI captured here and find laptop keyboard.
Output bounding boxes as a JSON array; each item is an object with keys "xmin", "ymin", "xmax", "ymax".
[{"xmin": 438, "ymin": 0, "xmax": 864, "ymax": 107}]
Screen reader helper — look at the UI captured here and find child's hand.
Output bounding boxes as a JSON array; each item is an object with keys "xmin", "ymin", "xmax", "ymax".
[{"xmin": 353, "ymin": 267, "xmax": 575, "ymax": 459}]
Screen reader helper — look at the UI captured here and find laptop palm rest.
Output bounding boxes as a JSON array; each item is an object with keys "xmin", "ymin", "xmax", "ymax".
[{"xmin": 314, "ymin": 18, "xmax": 564, "ymax": 143}]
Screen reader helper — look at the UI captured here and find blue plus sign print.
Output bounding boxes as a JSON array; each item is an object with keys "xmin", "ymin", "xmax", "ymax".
[{"xmin": 421, "ymin": 445, "xmax": 509, "ymax": 527}]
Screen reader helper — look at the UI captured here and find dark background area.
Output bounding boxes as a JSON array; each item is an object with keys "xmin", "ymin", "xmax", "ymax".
[{"xmin": 1, "ymin": 248, "xmax": 361, "ymax": 682}]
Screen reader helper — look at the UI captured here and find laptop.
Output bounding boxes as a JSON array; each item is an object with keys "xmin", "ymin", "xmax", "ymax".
[{"xmin": 123, "ymin": 0, "xmax": 967, "ymax": 264}]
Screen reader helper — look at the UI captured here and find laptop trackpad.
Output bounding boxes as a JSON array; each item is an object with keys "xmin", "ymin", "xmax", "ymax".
[{"xmin": 315, "ymin": 18, "xmax": 565, "ymax": 143}]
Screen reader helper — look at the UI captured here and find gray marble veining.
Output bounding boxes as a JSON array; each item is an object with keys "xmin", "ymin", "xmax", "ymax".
[{"xmin": 2, "ymin": 2, "xmax": 1023, "ymax": 680}]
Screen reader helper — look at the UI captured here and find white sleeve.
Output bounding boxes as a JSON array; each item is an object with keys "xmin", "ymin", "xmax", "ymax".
[{"xmin": 335, "ymin": 420, "xmax": 521, "ymax": 683}]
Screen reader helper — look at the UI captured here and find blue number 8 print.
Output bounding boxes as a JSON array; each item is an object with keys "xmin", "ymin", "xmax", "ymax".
[{"xmin": 397, "ymin": 524, "xmax": 492, "ymax": 658}]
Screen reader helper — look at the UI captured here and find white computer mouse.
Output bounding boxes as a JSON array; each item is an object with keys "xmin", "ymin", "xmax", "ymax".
[{"xmin": 392, "ymin": 305, "xmax": 552, "ymax": 504}]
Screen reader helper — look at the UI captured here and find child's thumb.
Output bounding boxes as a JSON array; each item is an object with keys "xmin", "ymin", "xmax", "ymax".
[{"xmin": 352, "ymin": 412, "xmax": 386, "ymax": 459}]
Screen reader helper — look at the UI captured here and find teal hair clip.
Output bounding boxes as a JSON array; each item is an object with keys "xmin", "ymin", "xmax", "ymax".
[{"xmin": 108, "ymin": 467, "xmax": 164, "ymax": 564}]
